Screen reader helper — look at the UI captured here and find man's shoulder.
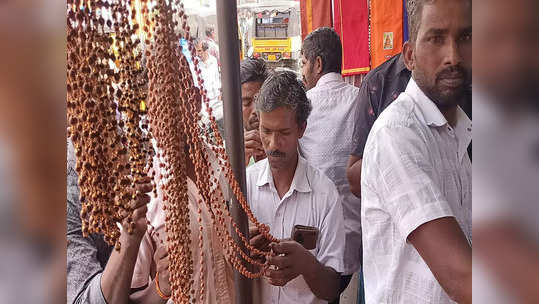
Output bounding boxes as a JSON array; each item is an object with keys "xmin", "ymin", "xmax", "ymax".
[
  {"xmin": 303, "ymin": 160, "xmax": 339, "ymax": 196},
  {"xmin": 307, "ymin": 77, "xmax": 359, "ymax": 105},
  {"xmin": 370, "ymin": 93, "xmax": 417, "ymax": 132}
]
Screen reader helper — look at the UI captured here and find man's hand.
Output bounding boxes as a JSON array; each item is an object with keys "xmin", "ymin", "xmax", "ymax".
[
  {"xmin": 249, "ymin": 225, "xmax": 272, "ymax": 264},
  {"xmin": 102, "ymin": 176, "xmax": 153, "ymax": 304},
  {"xmin": 244, "ymin": 129, "xmax": 265, "ymax": 165},
  {"xmin": 154, "ymin": 245, "xmax": 171, "ymax": 298},
  {"xmin": 121, "ymin": 176, "xmax": 152, "ymax": 244},
  {"xmin": 265, "ymin": 240, "xmax": 315, "ymax": 287}
]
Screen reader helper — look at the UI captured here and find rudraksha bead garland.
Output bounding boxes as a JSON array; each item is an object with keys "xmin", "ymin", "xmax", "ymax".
[
  {"xmin": 68, "ymin": 0, "xmax": 281, "ymax": 302},
  {"xmin": 67, "ymin": 0, "xmax": 151, "ymax": 250}
]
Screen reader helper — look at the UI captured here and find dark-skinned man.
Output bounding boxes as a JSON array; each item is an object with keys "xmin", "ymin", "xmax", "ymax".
[
  {"xmin": 299, "ymin": 28, "xmax": 362, "ymax": 301},
  {"xmin": 360, "ymin": 0, "xmax": 472, "ymax": 303},
  {"xmin": 239, "ymin": 58, "xmax": 269, "ymax": 166},
  {"xmin": 247, "ymin": 71, "xmax": 345, "ymax": 304}
]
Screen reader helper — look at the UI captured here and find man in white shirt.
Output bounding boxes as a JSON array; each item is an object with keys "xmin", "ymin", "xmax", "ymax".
[
  {"xmin": 361, "ymin": 0, "xmax": 472, "ymax": 303},
  {"xmin": 196, "ymin": 39, "xmax": 222, "ymax": 132},
  {"xmin": 247, "ymin": 71, "xmax": 345, "ymax": 304},
  {"xmin": 299, "ymin": 27, "xmax": 362, "ymax": 293}
]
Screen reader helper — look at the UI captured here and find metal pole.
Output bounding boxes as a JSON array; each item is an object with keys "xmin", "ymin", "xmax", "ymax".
[{"xmin": 215, "ymin": 1, "xmax": 252, "ymax": 303}]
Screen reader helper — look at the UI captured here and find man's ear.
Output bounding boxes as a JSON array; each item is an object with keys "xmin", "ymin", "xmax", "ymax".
[
  {"xmin": 402, "ymin": 41, "xmax": 414, "ymax": 71},
  {"xmin": 314, "ymin": 56, "xmax": 323, "ymax": 75}
]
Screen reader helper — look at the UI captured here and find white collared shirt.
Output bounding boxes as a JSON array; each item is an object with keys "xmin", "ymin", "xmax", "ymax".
[
  {"xmin": 198, "ymin": 54, "xmax": 221, "ymax": 101},
  {"xmin": 246, "ymin": 156, "xmax": 345, "ymax": 304},
  {"xmin": 300, "ymin": 72, "xmax": 362, "ymax": 275},
  {"xmin": 361, "ymin": 78, "xmax": 472, "ymax": 304}
]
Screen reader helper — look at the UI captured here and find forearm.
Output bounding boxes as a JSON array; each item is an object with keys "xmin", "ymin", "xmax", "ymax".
[
  {"xmin": 101, "ymin": 236, "xmax": 142, "ymax": 304},
  {"xmin": 302, "ymin": 257, "xmax": 340, "ymax": 302},
  {"xmin": 129, "ymin": 280, "xmax": 168, "ymax": 304},
  {"xmin": 346, "ymin": 156, "xmax": 362, "ymax": 198}
]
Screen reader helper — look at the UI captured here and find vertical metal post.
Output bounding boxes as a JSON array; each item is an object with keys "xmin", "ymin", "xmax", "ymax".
[{"xmin": 215, "ymin": 1, "xmax": 252, "ymax": 303}]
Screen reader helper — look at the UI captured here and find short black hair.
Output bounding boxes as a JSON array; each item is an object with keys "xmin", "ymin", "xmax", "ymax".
[
  {"xmin": 240, "ymin": 58, "xmax": 269, "ymax": 85},
  {"xmin": 302, "ymin": 27, "xmax": 342, "ymax": 74},
  {"xmin": 406, "ymin": 0, "xmax": 471, "ymax": 43},
  {"xmin": 406, "ymin": 0, "xmax": 432, "ymax": 43},
  {"xmin": 256, "ymin": 71, "xmax": 312, "ymax": 126}
]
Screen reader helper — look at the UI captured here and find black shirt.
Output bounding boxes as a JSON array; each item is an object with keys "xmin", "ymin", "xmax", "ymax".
[{"xmin": 351, "ymin": 53, "xmax": 411, "ymax": 157}]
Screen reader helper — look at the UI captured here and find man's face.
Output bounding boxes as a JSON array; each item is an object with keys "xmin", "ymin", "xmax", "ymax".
[
  {"xmin": 259, "ymin": 106, "xmax": 306, "ymax": 171},
  {"xmin": 241, "ymin": 81, "xmax": 263, "ymax": 131},
  {"xmin": 405, "ymin": 0, "xmax": 472, "ymax": 109},
  {"xmin": 301, "ymin": 54, "xmax": 317, "ymax": 90}
]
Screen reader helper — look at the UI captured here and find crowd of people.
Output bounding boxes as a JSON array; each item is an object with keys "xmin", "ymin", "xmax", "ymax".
[{"xmin": 67, "ymin": 0, "xmax": 473, "ymax": 303}]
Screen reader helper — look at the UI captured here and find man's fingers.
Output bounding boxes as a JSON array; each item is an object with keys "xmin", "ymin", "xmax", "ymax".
[
  {"xmin": 250, "ymin": 234, "xmax": 271, "ymax": 250},
  {"xmin": 245, "ymin": 139, "xmax": 263, "ymax": 151},
  {"xmin": 249, "ymin": 226, "xmax": 260, "ymax": 237},
  {"xmin": 132, "ymin": 204, "xmax": 148, "ymax": 219},
  {"xmin": 132, "ymin": 193, "xmax": 151, "ymax": 210},
  {"xmin": 267, "ymin": 254, "xmax": 292, "ymax": 269},
  {"xmin": 266, "ymin": 267, "xmax": 295, "ymax": 286},
  {"xmin": 136, "ymin": 176, "xmax": 152, "ymax": 184},
  {"xmin": 270, "ymin": 241, "xmax": 295, "ymax": 255},
  {"xmin": 136, "ymin": 182, "xmax": 153, "ymax": 194}
]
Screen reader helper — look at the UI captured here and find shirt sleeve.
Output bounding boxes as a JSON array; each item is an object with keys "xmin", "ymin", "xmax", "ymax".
[
  {"xmin": 351, "ymin": 79, "xmax": 377, "ymax": 157},
  {"xmin": 315, "ymin": 183, "xmax": 345, "ymax": 273},
  {"xmin": 67, "ymin": 146, "xmax": 108, "ymax": 304},
  {"xmin": 362, "ymin": 125, "xmax": 454, "ymax": 240}
]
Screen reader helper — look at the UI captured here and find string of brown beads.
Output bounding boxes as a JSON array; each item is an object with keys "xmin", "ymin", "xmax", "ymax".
[
  {"xmin": 67, "ymin": 0, "xmax": 151, "ymax": 250},
  {"xmin": 68, "ymin": 0, "xmax": 280, "ymax": 302}
]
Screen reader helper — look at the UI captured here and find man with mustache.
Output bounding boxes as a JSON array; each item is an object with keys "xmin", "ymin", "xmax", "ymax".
[
  {"xmin": 246, "ymin": 71, "xmax": 345, "ymax": 304},
  {"xmin": 240, "ymin": 58, "xmax": 269, "ymax": 166},
  {"xmin": 360, "ymin": 0, "xmax": 472, "ymax": 303}
]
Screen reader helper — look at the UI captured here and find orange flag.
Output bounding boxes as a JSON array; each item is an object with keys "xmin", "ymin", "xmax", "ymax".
[
  {"xmin": 300, "ymin": 0, "xmax": 333, "ymax": 40},
  {"xmin": 370, "ymin": 0, "xmax": 404, "ymax": 69}
]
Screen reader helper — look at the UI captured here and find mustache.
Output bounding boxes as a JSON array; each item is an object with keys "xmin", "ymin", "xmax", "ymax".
[
  {"xmin": 437, "ymin": 65, "xmax": 467, "ymax": 81},
  {"xmin": 266, "ymin": 150, "xmax": 286, "ymax": 158}
]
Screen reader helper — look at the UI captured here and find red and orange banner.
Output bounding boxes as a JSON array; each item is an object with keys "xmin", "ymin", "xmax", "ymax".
[
  {"xmin": 370, "ymin": 0, "xmax": 404, "ymax": 69},
  {"xmin": 300, "ymin": 0, "xmax": 333, "ymax": 40},
  {"xmin": 333, "ymin": 0, "xmax": 370, "ymax": 76}
]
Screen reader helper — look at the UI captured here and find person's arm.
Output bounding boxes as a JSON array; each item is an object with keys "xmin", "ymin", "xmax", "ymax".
[
  {"xmin": 408, "ymin": 217, "xmax": 472, "ymax": 304},
  {"xmin": 67, "ymin": 175, "xmax": 153, "ymax": 304},
  {"xmin": 346, "ymin": 156, "xmax": 362, "ymax": 198},
  {"xmin": 100, "ymin": 179, "xmax": 153, "ymax": 304},
  {"xmin": 347, "ymin": 80, "xmax": 375, "ymax": 198},
  {"xmin": 266, "ymin": 241, "xmax": 341, "ymax": 302}
]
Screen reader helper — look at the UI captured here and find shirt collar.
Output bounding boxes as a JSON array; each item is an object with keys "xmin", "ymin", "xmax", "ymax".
[
  {"xmin": 454, "ymin": 106, "xmax": 472, "ymax": 161},
  {"xmin": 314, "ymin": 72, "xmax": 343, "ymax": 88},
  {"xmin": 256, "ymin": 155, "xmax": 312, "ymax": 193},
  {"xmin": 405, "ymin": 78, "xmax": 448, "ymax": 127},
  {"xmin": 406, "ymin": 78, "xmax": 472, "ymax": 160}
]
